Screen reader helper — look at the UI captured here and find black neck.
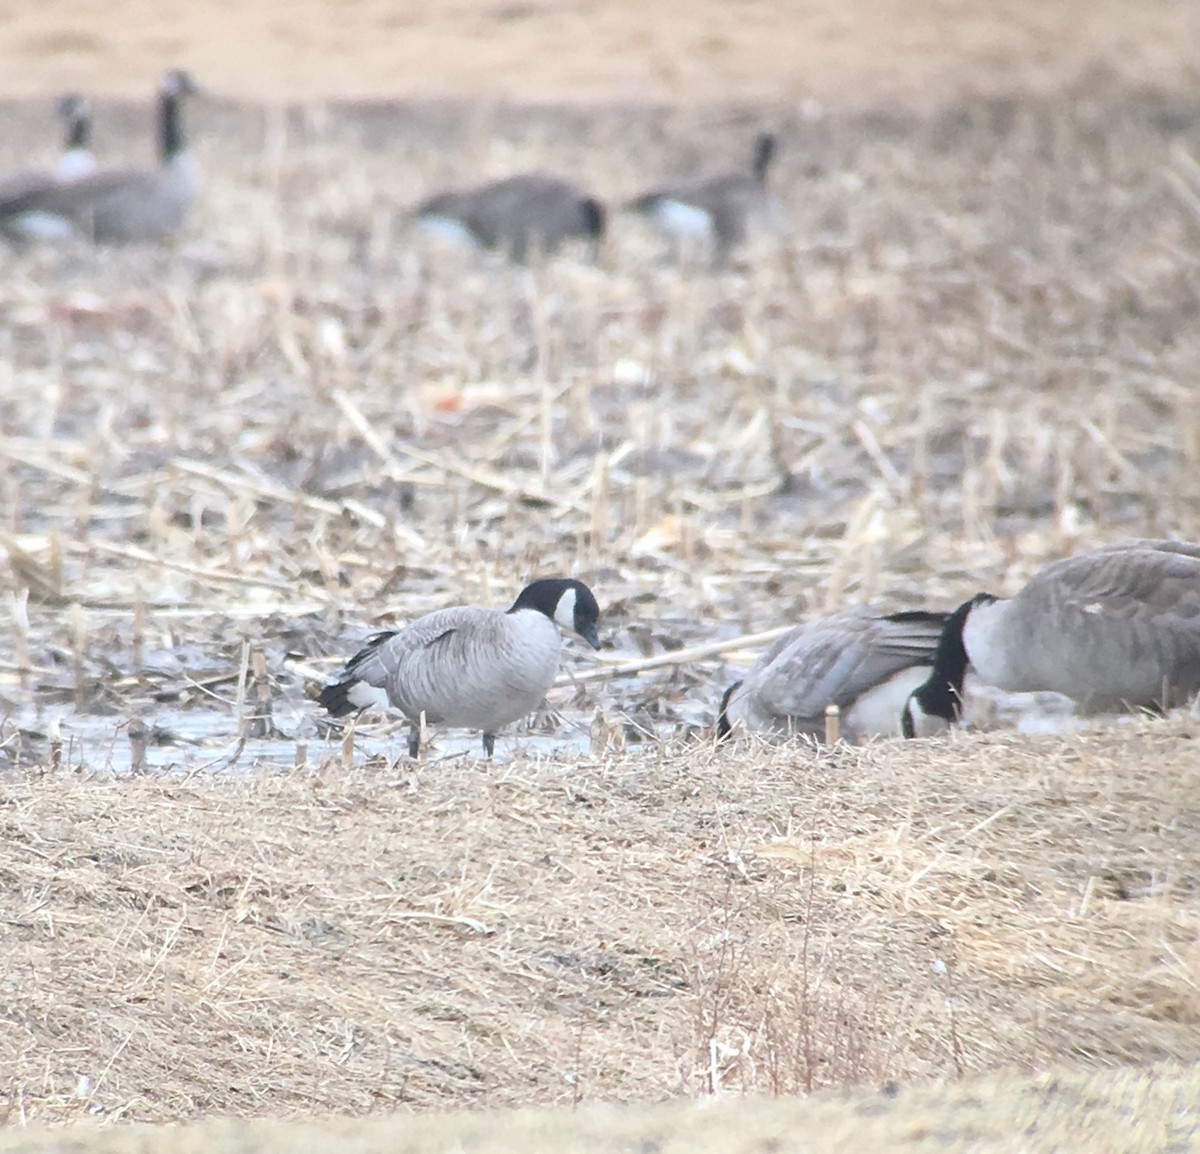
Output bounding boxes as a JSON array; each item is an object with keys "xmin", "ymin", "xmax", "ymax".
[
  {"xmin": 159, "ymin": 90, "xmax": 186, "ymax": 162},
  {"xmin": 752, "ymin": 135, "xmax": 776, "ymax": 184},
  {"xmin": 66, "ymin": 113, "xmax": 90, "ymax": 152},
  {"xmin": 716, "ymin": 681, "xmax": 742, "ymax": 740},
  {"xmin": 910, "ymin": 598, "xmax": 976, "ymax": 722}
]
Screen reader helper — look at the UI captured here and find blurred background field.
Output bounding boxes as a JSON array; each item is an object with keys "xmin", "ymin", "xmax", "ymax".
[{"xmin": 2, "ymin": 0, "xmax": 1200, "ymax": 1145}]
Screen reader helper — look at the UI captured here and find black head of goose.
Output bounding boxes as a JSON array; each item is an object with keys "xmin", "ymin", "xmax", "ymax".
[
  {"xmin": 415, "ymin": 172, "xmax": 606, "ymax": 263},
  {"xmin": 903, "ymin": 540, "xmax": 1200, "ymax": 737},
  {"xmin": 716, "ymin": 606, "xmax": 949, "ymax": 744},
  {"xmin": 626, "ymin": 131, "xmax": 778, "ymax": 265},
  {"xmin": 319, "ymin": 578, "xmax": 602, "ymax": 758},
  {"xmin": 0, "ymin": 69, "xmax": 201, "ymax": 244}
]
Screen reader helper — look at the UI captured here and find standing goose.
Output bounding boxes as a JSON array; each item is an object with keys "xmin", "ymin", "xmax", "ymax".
[
  {"xmin": 0, "ymin": 94, "xmax": 98, "ymax": 239},
  {"xmin": 414, "ymin": 172, "xmax": 606, "ymax": 263},
  {"xmin": 903, "ymin": 541, "xmax": 1200, "ymax": 737},
  {"xmin": 319, "ymin": 578, "xmax": 602, "ymax": 757},
  {"xmin": 717, "ymin": 607, "xmax": 950, "ymax": 744},
  {"xmin": 0, "ymin": 70, "xmax": 200, "ymax": 244},
  {"xmin": 627, "ymin": 131, "xmax": 777, "ymax": 265}
]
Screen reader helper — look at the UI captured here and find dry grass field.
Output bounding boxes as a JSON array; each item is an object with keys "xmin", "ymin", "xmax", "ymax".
[{"xmin": 2, "ymin": 0, "xmax": 1200, "ymax": 1149}]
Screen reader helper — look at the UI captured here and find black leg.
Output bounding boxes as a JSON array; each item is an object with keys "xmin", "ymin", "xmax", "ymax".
[
  {"xmin": 482, "ymin": 732, "xmax": 495, "ymax": 758},
  {"xmin": 408, "ymin": 725, "xmax": 421, "ymax": 759}
]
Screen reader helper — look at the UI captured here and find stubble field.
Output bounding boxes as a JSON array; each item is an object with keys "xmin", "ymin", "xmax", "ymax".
[{"xmin": 2, "ymin": 3, "xmax": 1200, "ymax": 1149}]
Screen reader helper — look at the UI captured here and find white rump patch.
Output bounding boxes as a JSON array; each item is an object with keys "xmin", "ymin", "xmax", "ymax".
[
  {"xmin": 653, "ymin": 199, "xmax": 714, "ymax": 239},
  {"xmin": 417, "ymin": 215, "xmax": 480, "ymax": 249},
  {"xmin": 553, "ymin": 587, "xmax": 578, "ymax": 633},
  {"xmin": 347, "ymin": 681, "xmax": 391, "ymax": 711}
]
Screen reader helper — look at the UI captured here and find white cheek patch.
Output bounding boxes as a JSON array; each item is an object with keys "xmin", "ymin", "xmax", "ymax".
[{"xmin": 553, "ymin": 587, "xmax": 578, "ymax": 633}]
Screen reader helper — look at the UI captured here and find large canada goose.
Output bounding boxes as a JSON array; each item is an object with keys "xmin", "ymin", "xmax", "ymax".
[
  {"xmin": 414, "ymin": 172, "xmax": 606, "ymax": 262},
  {"xmin": 903, "ymin": 540, "xmax": 1200, "ymax": 737},
  {"xmin": 627, "ymin": 132, "xmax": 777, "ymax": 265},
  {"xmin": 0, "ymin": 70, "xmax": 200, "ymax": 244},
  {"xmin": 717, "ymin": 607, "xmax": 950, "ymax": 743},
  {"xmin": 319, "ymin": 578, "xmax": 602, "ymax": 757}
]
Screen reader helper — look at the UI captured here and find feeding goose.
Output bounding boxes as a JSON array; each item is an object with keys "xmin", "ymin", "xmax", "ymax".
[
  {"xmin": 627, "ymin": 131, "xmax": 778, "ymax": 265},
  {"xmin": 0, "ymin": 69, "xmax": 200, "ymax": 244},
  {"xmin": 414, "ymin": 172, "xmax": 606, "ymax": 262},
  {"xmin": 717, "ymin": 606, "xmax": 950, "ymax": 744},
  {"xmin": 903, "ymin": 540, "xmax": 1200, "ymax": 737},
  {"xmin": 319, "ymin": 578, "xmax": 602, "ymax": 758}
]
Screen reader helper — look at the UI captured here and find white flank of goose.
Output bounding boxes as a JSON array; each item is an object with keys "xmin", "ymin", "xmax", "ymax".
[
  {"xmin": 319, "ymin": 578, "xmax": 602, "ymax": 757},
  {"xmin": 718, "ymin": 606, "xmax": 949, "ymax": 744},
  {"xmin": 903, "ymin": 540, "xmax": 1200, "ymax": 737}
]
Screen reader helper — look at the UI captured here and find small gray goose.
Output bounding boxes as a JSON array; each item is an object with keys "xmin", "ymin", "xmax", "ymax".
[
  {"xmin": 319, "ymin": 578, "xmax": 602, "ymax": 757},
  {"xmin": 0, "ymin": 93, "xmax": 97, "ymax": 237},
  {"xmin": 0, "ymin": 70, "xmax": 200, "ymax": 244},
  {"xmin": 627, "ymin": 132, "xmax": 777, "ymax": 264},
  {"xmin": 718, "ymin": 607, "xmax": 949, "ymax": 744},
  {"xmin": 414, "ymin": 172, "xmax": 606, "ymax": 262},
  {"xmin": 903, "ymin": 540, "xmax": 1200, "ymax": 737}
]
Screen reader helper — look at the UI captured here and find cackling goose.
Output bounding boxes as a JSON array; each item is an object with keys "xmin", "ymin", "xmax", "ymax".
[
  {"xmin": 903, "ymin": 540, "xmax": 1200, "ymax": 737},
  {"xmin": 0, "ymin": 93, "xmax": 98, "ymax": 239},
  {"xmin": 319, "ymin": 578, "xmax": 602, "ymax": 757},
  {"xmin": 718, "ymin": 606, "xmax": 950, "ymax": 743},
  {"xmin": 627, "ymin": 132, "xmax": 777, "ymax": 265},
  {"xmin": 0, "ymin": 70, "xmax": 200, "ymax": 244},
  {"xmin": 414, "ymin": 172, "xmax": 606, "ymax": 262}
]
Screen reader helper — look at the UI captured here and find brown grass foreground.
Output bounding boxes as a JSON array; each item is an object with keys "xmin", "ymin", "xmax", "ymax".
[
  {"xmin": 3, "ymin": 720, "xmax": 1200, "ymax": 1128},
  {"xmin": 1, "ymin": 1065, "xmax": 1198, "ymax": 1153}
]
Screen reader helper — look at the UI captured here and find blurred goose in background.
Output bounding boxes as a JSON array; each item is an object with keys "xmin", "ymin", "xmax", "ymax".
[
  {"xmin": 414, "ymin": 172, "xmax": 606, "ymax": 262},
  {"xmin": 718, "ymin": 606, "xmax": 950, "ymax": 744},
  {"xmin": 319, "ymin": 578, "xmax": 602, "ymax": 758},
  {"xmin": 903, "ymin": 540, "xmax": 1200, "ymax": 737},
  {"xmin": 627, "ymin": 131, "xmax": 778, "ymax": 265},
  {"xmin": 0, "ymin": 93, "xmax": 97, "ymax": 238},
  {"xmin": 0, "ymin": 69, "xmax": 200, "ymax": 244}
]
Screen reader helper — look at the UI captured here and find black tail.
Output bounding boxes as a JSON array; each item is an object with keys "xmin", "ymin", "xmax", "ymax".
[
  {"xmin": 716, "ymin": 680, "xmax": 743, "ymax": 741},
  {"xmin": 318, "ymin": 678, "xmax": 359, "ymax": 718}
]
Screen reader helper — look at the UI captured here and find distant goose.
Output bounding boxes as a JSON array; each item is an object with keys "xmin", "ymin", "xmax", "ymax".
[
  {"xmin": 903, "ymin": 540, "xmax": 1200, "ymax": 737},
  {"xmin": 718, "ymin": 606, "xmax": 950, "ymax": 743},
  {"xmin": 319, "ymin": 578, "xmax": 602, "ymax": 757},
  {"xmin": 0, "ymin": 94, "xmax": 98, "ymax": 237},
  {"xmin": 627, "ymin": 132, "xmax": 777, "ymax": 264},
  {"xmin": 0, "ymin": 70, "xmax": 200, "ymax": 244},
  {"xmin": 414, "ymin": 172, "xmax": 606, "ymax": 262}
]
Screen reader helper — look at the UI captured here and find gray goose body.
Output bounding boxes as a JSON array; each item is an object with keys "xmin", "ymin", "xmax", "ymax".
[
  {"xmin": 905, "ymin": 540, "xmax": 1200, "ymax": 736},
  {"xmin": 415, "ymin": 172, "xmax": 605, "ymax": 262},
  {"xmin": 628, "ymin": 132, "xmax": 777, "ymax": 264},
  {"xmin": 718, "ymin": 607, "xmax": 949, "ymax": 743},
  {"xmin": 319, "ymin": 578, "xmax": 601, "ymax": 757},
  {"xmin": 0, "ymin": 70, "xmax": 199, "ymax": 244}
]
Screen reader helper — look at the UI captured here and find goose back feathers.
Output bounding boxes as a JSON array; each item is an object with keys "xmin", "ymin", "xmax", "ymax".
[
  {"xmin": 718, "ymin": 606, "xmax": 949, "ymax": 743},
  {"xmin": 319, "ymin": 578, "xmax": 601, "ymax": 757},
  {"xmin": 415, "ymin": 172, "xmax": 606, "ymax": 262},
  {"xmin": 904, "ymin": 540, "xmax": 1200, "ymax": 736}
]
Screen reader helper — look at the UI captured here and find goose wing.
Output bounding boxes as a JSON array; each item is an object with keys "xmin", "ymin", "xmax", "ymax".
[
  {"xmin": 1014, "ymin": 543, "xmax": 1200, "ymax": 705},
  {"xmin": 0, "ymin": 166, "xmax": 154, "ymax": 222},
  {"xmin": 750, "ymin": 608, "xmax": 948, "ymax": 723}
]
